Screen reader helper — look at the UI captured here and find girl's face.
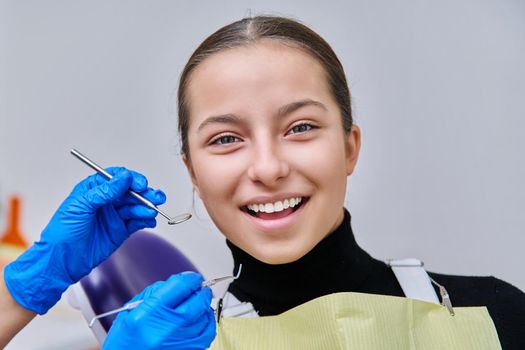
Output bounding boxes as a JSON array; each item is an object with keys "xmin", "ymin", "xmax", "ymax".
[{"xmin": 184, "ymin": 40, "xmax": 360, "ymax": 264}]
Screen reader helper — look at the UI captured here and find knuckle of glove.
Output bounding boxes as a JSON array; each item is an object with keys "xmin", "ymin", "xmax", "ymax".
[
  {"xmin": 121, "ymin": 310, "xmax": 143, "ymax": 332},
  {"xmin": 107, "ymin": 166, "xmax": 127, "ymax": 176},
  {"xmin": 175, "ymin": 294, "xmax": 210, "ymax": 326},
  {"xmin": 204, "ymin": 309, "xmax": 218, "ymax": 342}
]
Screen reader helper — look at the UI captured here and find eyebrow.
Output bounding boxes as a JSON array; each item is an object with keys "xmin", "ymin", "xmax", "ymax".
[
  {"xmin": 197, "ymin": 98, "xmax": 327, "ymax": 132},
  {"xmin": 276, "ymin": 99, "xmax": 327, "ymax": 117},
  {"xmin": 197, "ymin": 114, "xmax": 242, "ymax": 132}
]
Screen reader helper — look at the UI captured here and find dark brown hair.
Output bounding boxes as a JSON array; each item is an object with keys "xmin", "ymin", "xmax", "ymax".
[{"xmin": 177, "ymin": 16, "xmax": 353, "ymax": 157}]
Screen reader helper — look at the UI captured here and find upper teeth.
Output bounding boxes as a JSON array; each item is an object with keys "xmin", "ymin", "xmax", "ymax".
[{"xmin": 247, "ymin": 197, "xmax": 303, "ymax": 214}]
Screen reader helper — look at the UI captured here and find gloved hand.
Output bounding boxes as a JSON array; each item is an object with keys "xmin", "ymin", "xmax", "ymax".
[
  {"xmin": 3, "ymin": 167, "xmax": 166, "ymax": 315},
  {"xmin": 102, "ymin": 272, "xmax": 216, "ymax": 350}
]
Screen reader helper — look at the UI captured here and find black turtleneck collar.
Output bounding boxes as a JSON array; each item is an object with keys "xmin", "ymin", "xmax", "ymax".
[{"xmin": 226, "ymin": 208, "xmax": 384, "ymax": 316}]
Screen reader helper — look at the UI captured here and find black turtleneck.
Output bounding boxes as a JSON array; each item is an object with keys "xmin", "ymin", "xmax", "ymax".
[{"xmin": 226, "ymin": 209, "xmax": 525, "ymax": 349}]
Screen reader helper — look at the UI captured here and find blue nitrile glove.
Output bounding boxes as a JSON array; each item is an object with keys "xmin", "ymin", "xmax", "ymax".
[
  {"xmin": 3, "ymin": 167, "xmax": 166, "ymax": 315},
  {"xmin": 102, "ymin": 272, "xmax": 216, "ymax": 350}
]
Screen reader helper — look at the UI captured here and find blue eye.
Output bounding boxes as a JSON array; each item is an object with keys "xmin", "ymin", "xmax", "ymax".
[
  {"xmin": 288, "ymin": 123, "xmax": 316, "ymax": 135},
  {"xmin": 212, "ymin": 135, "xmax": 240, "ymax": 145}
]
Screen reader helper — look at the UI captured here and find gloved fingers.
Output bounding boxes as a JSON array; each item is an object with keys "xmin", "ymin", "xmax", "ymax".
[
  {"xmin": 117, "ymin": 205, "xmax": 157, "ymax": 220},
  {"xmin": 146, "ymin": 189, "xmax": 167, "ymax": 206},
  {"xmin": 172, "ymin": 308, "xmax": 217, "ymax": 349},
  {"xmin": 123, "ymin": 276, "xmax": 206, "ymax": 317},
  {"xmin": 70, "ymin": 173, "xmax": 113, "ymax": 198},
  {"xmin": 171, "ymin": 312, "xmax": 211, "ymax": 340},
  {"xmin": 82, "ymin": 169, "xmax": 134, "ymax": 210},
  {"xmin": 173, "ymin": 288, "xmax": 213, "ymax": 325},
  {"xmin": 107, "ymin": 274, "xmax": 206, "ymax": 332},
  {"xmin": 72, "ymin": 166, "xmax": 126, "ymax": 192},
  {"xmin": 94, "ymin": 167, "xmax": 149, "ymax": 193},
  {"xmin": 73, "ymin": 166, "xmax": 149, "ymax": 195},
  {"xmin": 126, "ymin": 218, "xmax": 157, "ymax": 233},
  {"xmin": 150, "ymin": 272, "xmax": 204, "ymax": 309},
  {"xmin": 101, "ymin": 281, "xmax": 216, "ymax": 350},
  {"xmin": 114, "ymin": 188, "xmax": 166, "ymax": 208},
  {"xmin": 128, "ymin": 170, "xmax": 149, "ymax": 193},
  {"xmin": 201, "ymin": 307, "xmax": 217, "ymax": 343},
  {"xmin": 109, "ymin": 280, "xmax": 165, "ymax": 325}
]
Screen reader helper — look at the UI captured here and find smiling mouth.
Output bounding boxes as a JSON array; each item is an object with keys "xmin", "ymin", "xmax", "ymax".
[{"xmin": 243, "ymin": 197, "xmax": 308, "ymax": 219}]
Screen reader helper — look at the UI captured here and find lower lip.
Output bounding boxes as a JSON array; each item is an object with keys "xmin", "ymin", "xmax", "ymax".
[{"xmin": 242, "ymin": 200, "xmax": 307, "ymax": 232}]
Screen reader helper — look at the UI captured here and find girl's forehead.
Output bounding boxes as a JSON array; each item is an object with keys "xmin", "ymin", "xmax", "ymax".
[
  {"xmin": 192, "ymin": 40, "xmax": 324, "ymax": 79},
  {"xmin": 186, "ymin": 41, "xmax": 333, "ymax": 122}
]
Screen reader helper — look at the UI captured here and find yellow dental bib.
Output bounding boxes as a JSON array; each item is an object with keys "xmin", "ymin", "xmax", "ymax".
[{"xmin": 210, "ymin": 292, "xmax": 501, "ymax": 349}]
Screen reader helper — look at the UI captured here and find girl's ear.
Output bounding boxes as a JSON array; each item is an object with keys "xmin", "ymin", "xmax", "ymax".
[
  {"xmin": 345, "ymin": 125, "xmax": 361, "ymax": 176},
  {"xmin": 182, "ymin": 154, "xmax": 201, "ymax": 198}
]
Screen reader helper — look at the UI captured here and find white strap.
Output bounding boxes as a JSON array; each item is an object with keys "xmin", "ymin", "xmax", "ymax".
[
  {"xmin": 386, "ymin": 258, "xmax": 440, "ymax": 304},
  {"xmin": 213, "ymin": 292, "xmax": 259, "ymax": 318}
]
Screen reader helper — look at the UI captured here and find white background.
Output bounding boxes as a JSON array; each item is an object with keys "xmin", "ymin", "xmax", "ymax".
[{"xmin": 1, "ymin": 0, "xmax": 524, "ymax": 347}]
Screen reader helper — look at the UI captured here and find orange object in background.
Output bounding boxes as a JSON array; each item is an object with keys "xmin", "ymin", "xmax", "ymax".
[
  {"xmin": 1, "ymin": 195, "xmax": 29, "ymax": 247},
  {"xmin": 0, "ymin": 195, "xmax": 29, "ymax": 267}
]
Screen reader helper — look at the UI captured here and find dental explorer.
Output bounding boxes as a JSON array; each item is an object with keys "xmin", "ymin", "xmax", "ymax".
[
  {"xmin": 70, "ymin": 148, "xmax": 191, "ymax": 225},
  {"xmin": 88, "ymin": 265, "xmax": 243, "ymax": 327}
]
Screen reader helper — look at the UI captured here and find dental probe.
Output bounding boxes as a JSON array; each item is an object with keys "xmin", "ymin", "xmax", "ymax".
[
  {"xmin": 70, "ymin": 148, "xmax": 191, "ymax": 225},
  {"xmin": 88, "ymin": 265, "xmax": 243, "ymax": 328}
]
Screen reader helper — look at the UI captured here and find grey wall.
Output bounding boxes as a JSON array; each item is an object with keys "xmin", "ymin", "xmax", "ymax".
[{"xmin": 2, "ymin": 0, "xmax": 524, "ymax": 295}]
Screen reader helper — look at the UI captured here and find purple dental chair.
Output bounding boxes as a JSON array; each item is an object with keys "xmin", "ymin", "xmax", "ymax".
[{"xmin": 68, "ymin": 231, "xmax": 199, "ymax": 344}]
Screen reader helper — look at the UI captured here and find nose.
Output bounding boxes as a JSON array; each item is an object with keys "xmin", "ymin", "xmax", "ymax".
[{"xmin": 247, "ymin": 141, "xmax": 290, "ymax": 187}]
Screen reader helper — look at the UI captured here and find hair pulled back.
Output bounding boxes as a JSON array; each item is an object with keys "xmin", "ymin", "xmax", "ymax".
[{"xmin": 177, "ymin": 16, "xmax": 353, "ymax": 157}]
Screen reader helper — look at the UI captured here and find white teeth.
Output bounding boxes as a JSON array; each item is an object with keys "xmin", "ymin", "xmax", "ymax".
[
  {"xmin": 247, "ymin": 197, "xmax": 303, "ymax": 214},
  {"xmin": 264, "ymin": 203, "xmax": 274, "ymax": 213}
]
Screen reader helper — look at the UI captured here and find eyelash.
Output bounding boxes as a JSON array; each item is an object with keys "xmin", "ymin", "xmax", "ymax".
[
  {"xmin": 210, "ymin": 134, "xmax": 241, "ymax": 146},
  {"xmin": 286, "ymin": 122, "xmax": 318, "ymax": 135}
]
